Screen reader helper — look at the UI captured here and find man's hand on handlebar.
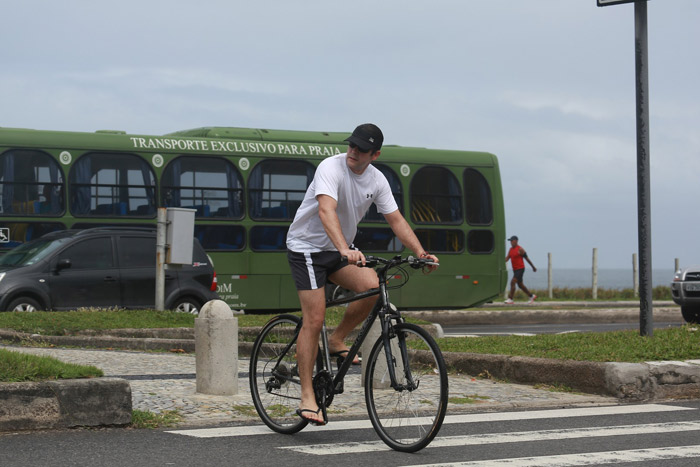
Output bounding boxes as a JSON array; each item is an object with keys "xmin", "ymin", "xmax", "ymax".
[
  {"xmin": 420, "ymin": 253, "xmax": 439, "ymax": 273},
  {"xmin": 341, "ymin": 248, "xmax": 366, "ymax": 266}
]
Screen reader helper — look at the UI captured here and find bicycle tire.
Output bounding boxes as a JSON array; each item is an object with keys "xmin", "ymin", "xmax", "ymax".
[
  {"xmin": 364, "ymin": 322, "xmax": 448, "ymax": 452},
  {"xmin": 249, "ymin": 314, "xmax": 309, "ymax": 434}
]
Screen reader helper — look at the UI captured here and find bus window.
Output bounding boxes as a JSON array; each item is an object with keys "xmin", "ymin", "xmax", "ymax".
[
  {"xmin": 194, "ymin": 225, "xmax": 245, "ymax": 251},
  {"xmin": 69, "ymin": 152, "xmax": 156, "ymax": 217},
  {"xmin": 414, "ymin": 229, "xmax": 464, "ymax": 253},
  {"xmin": 250, "ymin": 225, "xmax": 288, "ymax": 251},
  {"xmin": 0, "ymin": 222, "xmax": 66, "ymax": 250},
  {"xmin": 354, "ymin": 227, "xmax": 403, "ymax": 252},
  {"xmin": 249, "ymin": 160, "xmax": 315, "ymax": 221},
  {"xmin": 0, "ymin": 150, "xmax": 64, "ymax": 216},
  {"xmin": 410, "ymin": 167, "xmax": 462, "ymax": 224},
  {"xmin": 362, "ymin": 164, "xmax": 403, "ymax": 222},
  {"xmin": 467, "ymin": 230, "xmax": 495, "ymax": 254},
  {"xmin": 464, "ymin": 168, "xmax": 493, "ymax": 225},
  {"xmin": 161, "ymin": 156, "xmax": 244, "ymax": 219}
]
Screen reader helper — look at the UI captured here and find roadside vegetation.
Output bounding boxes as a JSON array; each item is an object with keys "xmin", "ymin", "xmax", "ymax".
[
  {"xmin": 436, "ymin": 325, "xmax": 700, "ymax": 363},
  {"xmin": 510, "ymin": 285, "xmax": 672, "ymax": 302},
  {"xmin": 0, "ymin": 308, "xmax": 424, "ymax": 335},
  {"xmin": 0, "ymin": 348, "xmax": 102, "ymax": 382},
  {"xmin": 131, "ymin": 409, "xmax": 183, "ymax": 429}
]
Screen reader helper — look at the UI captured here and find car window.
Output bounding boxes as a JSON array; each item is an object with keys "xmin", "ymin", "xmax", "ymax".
[
  {"xmin": 0, "ymin": 237, "xmax": 72, "ymax": 267},
  {"xmin": 118, "ymin": 236, "xmax": 155, "ymax": 268},
  {"xmin": 57, "ymin": 237, "xmax": 114, "ymax": 269}
]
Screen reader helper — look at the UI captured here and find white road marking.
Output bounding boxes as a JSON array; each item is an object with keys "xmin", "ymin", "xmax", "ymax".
[
  {"xmin": 165, "ymin": 403, "xmax": 694, "ymax": 438},
  {"xmin": 281, "ymin": 421, "xmax": 700, "ymax": 455},
  {"xmin": 409, "ymin": 445, "xmax": 700, "ymax": 466}
]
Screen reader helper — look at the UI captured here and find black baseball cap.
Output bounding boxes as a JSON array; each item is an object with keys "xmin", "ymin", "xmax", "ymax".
[
  {"xmin": 507, "ymin": 235, "xmax": 518, "ymax": 241},
  {"xmin": 344, "ymin": 123, "xmax": 383, "ymax": 152}
]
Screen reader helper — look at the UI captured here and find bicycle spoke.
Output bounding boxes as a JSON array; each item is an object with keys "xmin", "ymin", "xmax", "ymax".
[
  {"xmin": 249, "ymin": 315, "xmax": 308, "ymax": 434},
  {"xmin": 365, "ymin": 323, "xmax": 448, "ymax": 452}
]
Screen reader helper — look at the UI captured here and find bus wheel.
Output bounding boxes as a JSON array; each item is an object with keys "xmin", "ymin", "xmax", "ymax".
[
  {"xmin": 8, "ymin": 297, "xmax": 42, "ymax": 312},
  {"xmin": 172, "ymin": 297, "xmax": 202, "ymax": 315}
]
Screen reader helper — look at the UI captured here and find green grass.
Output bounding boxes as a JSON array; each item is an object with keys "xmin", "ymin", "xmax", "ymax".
[
  {"xmin": 0, "ymin": 307, "xmax": 426, "ymax": 335},
  {"xmin": 0, "ymin": 348, "xmax": 103, "ymax": 382},
  {"xmin": 0, "ymin": 309, "xmax": 196, "ymax": 335},
  {"xmin": 435, "ymin": 325, "xmax": 700, "ymax": 362},
  {"xmin": 131, "ymin": 409, "xmax": 183, "ymax": 429},
  {"xmin": 515, "ymin": 285, "xmax": 672, "ymax": 301}
]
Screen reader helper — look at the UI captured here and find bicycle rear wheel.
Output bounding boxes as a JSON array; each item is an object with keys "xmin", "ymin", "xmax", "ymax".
[
  {"xmin": 249, "ymin": 314, "xmax": 308, "ymax": 434},
  {"xmin": 364, "ymin": 322, "xmax": 448, "ymax": 452}
]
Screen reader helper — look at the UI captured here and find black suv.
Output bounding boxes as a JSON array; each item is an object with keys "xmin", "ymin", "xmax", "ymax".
[{"xmin": 0, "ymin": 227, "xmax": 219, "ymax": 313}]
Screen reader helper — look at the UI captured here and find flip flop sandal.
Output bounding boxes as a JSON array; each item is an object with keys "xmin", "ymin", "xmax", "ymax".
[
  {"xmin": 330, "ymin": 350, "xmax": 361, "ymax": 365},
  {"xmin": 296, "ymin": 407, "xmax": 327, "ymax": 426}
]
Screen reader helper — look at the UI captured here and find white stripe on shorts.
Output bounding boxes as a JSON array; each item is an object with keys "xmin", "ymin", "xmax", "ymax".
[{"xmin": 304, "ymin": 252, "xmax": 319, "ymax": 289}]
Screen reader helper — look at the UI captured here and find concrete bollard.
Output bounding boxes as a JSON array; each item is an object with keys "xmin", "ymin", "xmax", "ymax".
[
  {"xmin": 195, "ymin": 300, "xmax": 238, "ymax": 395},
  {"xmin": 361, "ymin": 319, "xmax": 403, "ymax": 389}
]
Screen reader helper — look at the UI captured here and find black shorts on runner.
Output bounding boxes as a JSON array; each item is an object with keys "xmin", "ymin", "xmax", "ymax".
[
  {"xmin": 287, "ymin": 250, "xmax": 348, "ymax": 290},
  {"xmin": 513, "ymin": 268, "xmax": 525, "ymax": 282}
]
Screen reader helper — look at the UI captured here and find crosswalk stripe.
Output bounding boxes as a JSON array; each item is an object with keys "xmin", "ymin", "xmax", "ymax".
[
  {"xmin": 280, "ymin": 421, "xmax": 700, "ymax": 455},
  {"xmin": 408, "ymin": 445, "xmax": 700, "ymax": 466},
  {"xmin": 166, "ymin": 403, "xmax": 694, "ymax": 438}
]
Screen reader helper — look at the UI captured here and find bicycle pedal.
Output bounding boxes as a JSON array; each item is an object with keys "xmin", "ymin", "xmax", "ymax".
[{"xmin": 334, "ymin": 380, "xmax": 344, "ymax": 394}]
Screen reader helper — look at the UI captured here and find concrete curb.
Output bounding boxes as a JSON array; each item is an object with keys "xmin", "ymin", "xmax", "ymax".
[
  {"xmin": 438, "ymin": 352, "xmax": 700, "ymax": 401},
  {"xmin": 0, "ymin": 377, "xmax": 132, "ymax": 431}
]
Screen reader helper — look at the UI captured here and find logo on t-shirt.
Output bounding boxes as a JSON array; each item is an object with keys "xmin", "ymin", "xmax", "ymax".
[{"xmin": 366, "ymin": 194, "xmax": 373, "ymax": 199}]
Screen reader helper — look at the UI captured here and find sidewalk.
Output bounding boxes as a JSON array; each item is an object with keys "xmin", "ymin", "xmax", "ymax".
[{"xmin": 1, "ymin": 344, "xmax": 618, "ymax": 428}]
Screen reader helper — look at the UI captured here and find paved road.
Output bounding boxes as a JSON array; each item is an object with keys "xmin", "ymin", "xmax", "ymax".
[{"xmin": 2, "ymin": 401, "xmax": 700, "ymax": 466}]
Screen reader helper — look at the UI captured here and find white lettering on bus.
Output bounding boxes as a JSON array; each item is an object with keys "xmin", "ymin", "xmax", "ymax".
[{"xmin": 130, "ymin": 137, "xmax": 341, "ymax": 157}]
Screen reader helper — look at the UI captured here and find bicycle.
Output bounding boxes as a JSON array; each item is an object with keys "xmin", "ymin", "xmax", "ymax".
[{"xmin": 249, "ymin": 254, "xmax": 448, "ymax": 453}]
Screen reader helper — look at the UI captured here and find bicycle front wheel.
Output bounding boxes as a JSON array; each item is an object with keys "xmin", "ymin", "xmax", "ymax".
[
  {"xmin": 249, "ymin": 314, "xmax": 307, "ymax": 434},
  {"xmin": 365, "ymin": 322, "xmax": 448, "ymax": 452}
]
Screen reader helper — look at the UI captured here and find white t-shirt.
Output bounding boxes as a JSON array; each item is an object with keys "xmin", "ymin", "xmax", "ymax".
[{"xmin": 286, "ymin": 153, "xmax": 399, "ymax": 253}]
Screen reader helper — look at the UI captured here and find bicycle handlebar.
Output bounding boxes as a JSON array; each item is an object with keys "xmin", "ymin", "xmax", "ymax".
[{"xmin": 342, "ymin": 255, "xmax": 439, "ymax": 270}]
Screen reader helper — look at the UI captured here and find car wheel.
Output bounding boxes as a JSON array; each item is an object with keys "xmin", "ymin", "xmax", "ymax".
[
  {"xmin": 172, "ymin": 297, "xmax": 202, "ymax": 315},
  {"xmin": 681, "ymin": 306, "xmax": 700, "ymax": 324},
  {"xmin": 7, "ymin": 297, "xmax": 42, "ymax": 312}
]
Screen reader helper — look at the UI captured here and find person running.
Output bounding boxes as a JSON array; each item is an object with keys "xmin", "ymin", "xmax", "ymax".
[
  {"xmin": 505, "ymin": 235, "xmax": 537, "ymax": 304},
  {"xmin": 286, "ymin": 123, "xmax": 439, "ymax": 426}
]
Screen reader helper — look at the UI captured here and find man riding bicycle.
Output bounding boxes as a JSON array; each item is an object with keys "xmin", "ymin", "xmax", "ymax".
[{"xmin": 286, "ymin": 123, "xmax": 439, "ymax": 425}]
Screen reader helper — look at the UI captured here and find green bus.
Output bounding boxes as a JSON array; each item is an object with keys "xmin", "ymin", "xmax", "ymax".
[{"xmin": 0, "ymin": 126, "xmax": 507, "ymax": 311}]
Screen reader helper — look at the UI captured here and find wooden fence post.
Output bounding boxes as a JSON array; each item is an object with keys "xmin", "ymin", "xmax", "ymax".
[
  {"xmin": 592, "ymin": 248, "xmax": 598, "ymax": 300},
  {"xmin": 547, "ymin": 253, "xmax": 553, "ymax": 299},
  {"xmin": 633, "ymin": 253, "xmax": 639, "ymax": 297}
]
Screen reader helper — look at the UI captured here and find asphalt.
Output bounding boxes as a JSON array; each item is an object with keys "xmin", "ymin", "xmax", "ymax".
[{"xmin": 1, "ymin": 301, "xmax": 699, "ymax": 432}]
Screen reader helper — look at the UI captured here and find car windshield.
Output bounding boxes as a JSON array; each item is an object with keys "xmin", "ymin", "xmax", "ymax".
[{"xmin": 0, "ymin": 238, "xmax": 73, "ymax": 267}]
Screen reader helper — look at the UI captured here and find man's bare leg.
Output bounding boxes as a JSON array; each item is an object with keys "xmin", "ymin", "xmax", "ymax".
[
  {"xmin": 327, "ymin": 265, "xmax": 379, "ymax": 354},
  {"xmin": 296, "ymin": 288, "xmax": 326, "ymax": 424}
]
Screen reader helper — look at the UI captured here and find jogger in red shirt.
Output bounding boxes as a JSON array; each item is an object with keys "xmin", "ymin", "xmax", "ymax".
[{"xmin": 505, "ymin": 235, "xmax": 537, "ymax": 304}]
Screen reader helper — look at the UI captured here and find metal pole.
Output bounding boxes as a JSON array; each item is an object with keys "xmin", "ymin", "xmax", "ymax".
[
  {"xmin": 635, "ymin": 1, "xmax": 653, "ymax": 336},
  {"xmin": 156, "ymin": 207, "xmax": 167, "ymax": 311}
]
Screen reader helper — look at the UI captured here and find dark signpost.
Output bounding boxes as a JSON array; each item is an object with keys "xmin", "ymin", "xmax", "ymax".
[{"xmin": 598, "ymin": 0, "xmax": 652, "ymax": 336}]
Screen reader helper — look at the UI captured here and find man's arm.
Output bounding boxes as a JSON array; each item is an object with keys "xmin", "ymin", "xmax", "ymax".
[
  {"xmin": 383, "ymin": 210, "xmax": 439, "ymax": 270},
  {"xmin": 316, "ymin": 194, "xmax": 365, "ymax": 264},
  {"xmin": 520, "ymin": 247, "xmax": 537, "ymax": 272}
]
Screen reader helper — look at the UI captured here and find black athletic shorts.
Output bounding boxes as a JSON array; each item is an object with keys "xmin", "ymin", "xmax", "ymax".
[
  {"xmin": 287, "ymin": 250, "xmax": 348, "ymax": 290},
  {"xmin": 513, "ymin": 268, "xmax": 525, "ymax": 282}
]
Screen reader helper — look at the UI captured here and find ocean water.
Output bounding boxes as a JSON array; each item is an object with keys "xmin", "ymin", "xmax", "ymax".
[{"xmin": 515, "ymin": 268, "xmax": 675, "ymax": 290}]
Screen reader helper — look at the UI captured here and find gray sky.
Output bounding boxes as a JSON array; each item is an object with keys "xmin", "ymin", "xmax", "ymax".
[{"xmin": 2, "ymin": 0, "xmax": 698, "ymax": 270}]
